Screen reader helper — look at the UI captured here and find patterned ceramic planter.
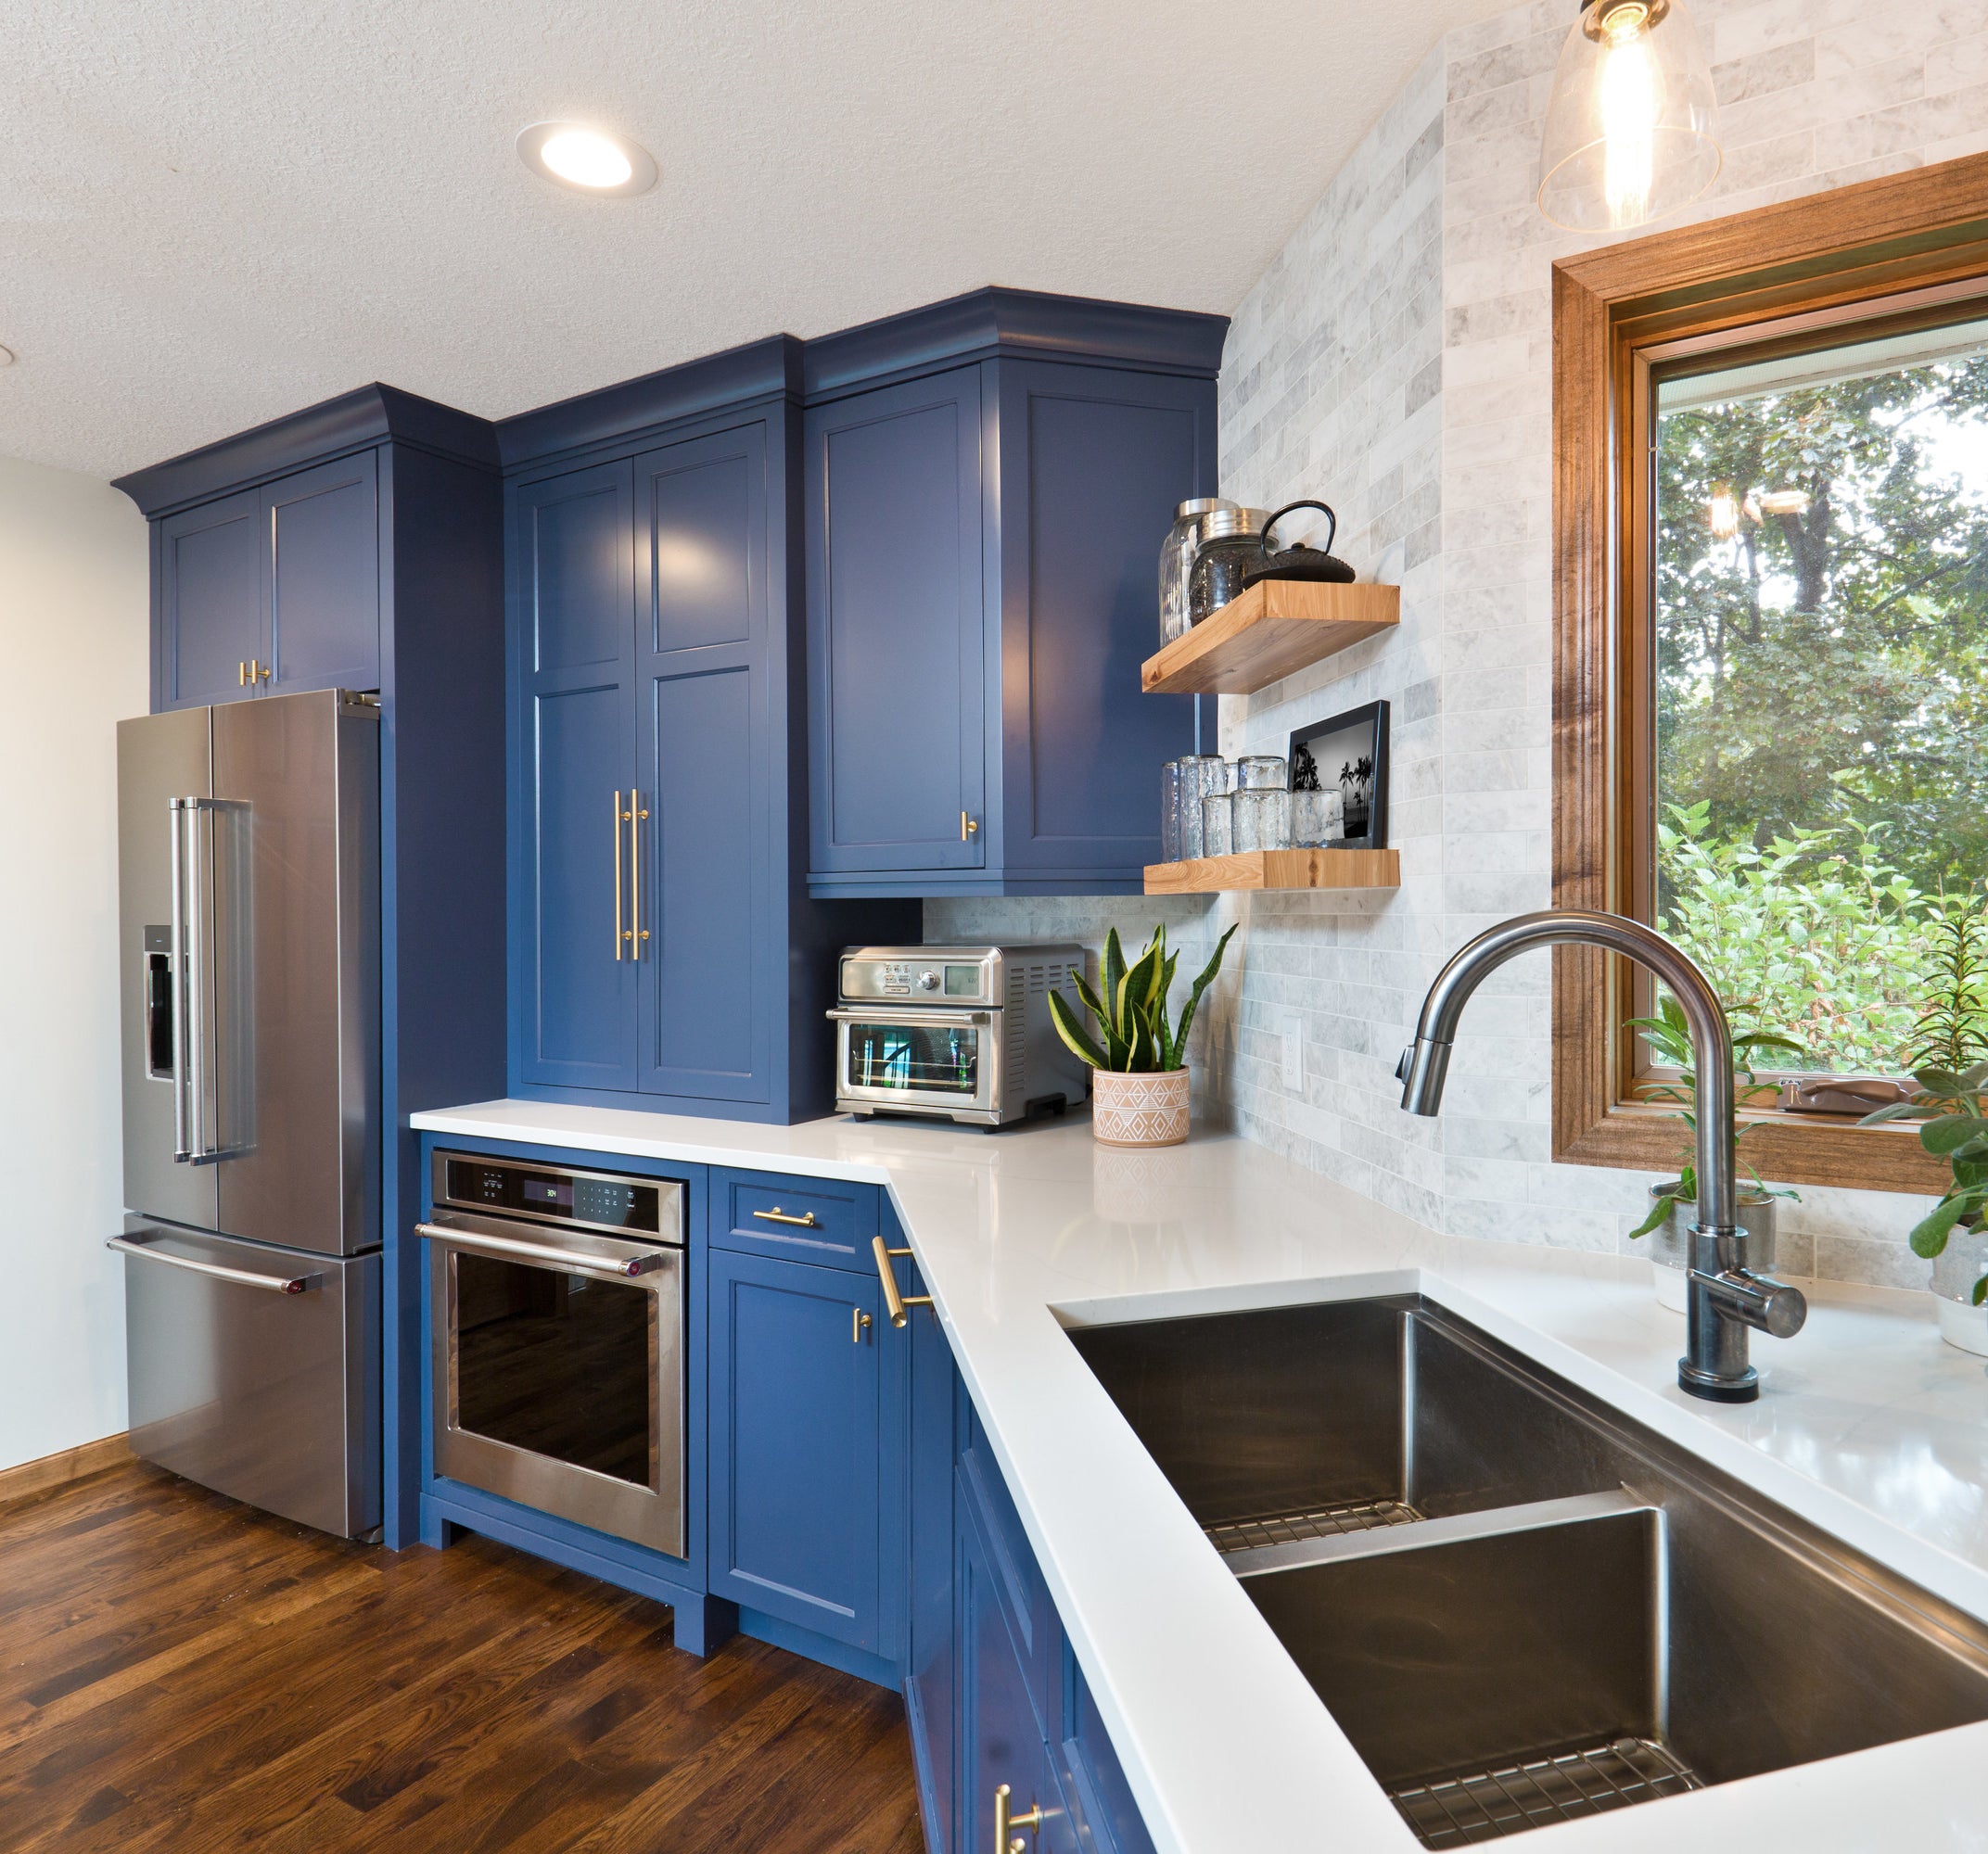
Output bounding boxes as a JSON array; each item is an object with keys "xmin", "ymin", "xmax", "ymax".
[{"xmin": 1090, "ymin": 1068, "xmax": 1192, "ymax": 1149}]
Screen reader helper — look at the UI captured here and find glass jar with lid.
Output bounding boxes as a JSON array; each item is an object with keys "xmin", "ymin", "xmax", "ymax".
[
  {"xmin": 1187, "ymin": 507, "xmax": 1272, "ymax": 626},
  {"xmin": 1158, "ymin": 499, "xmax": 1238, "ymax": 647}
]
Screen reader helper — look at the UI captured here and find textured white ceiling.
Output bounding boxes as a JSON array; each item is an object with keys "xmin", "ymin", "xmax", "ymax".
[{"xmin": 3, "ymin": 1, "xmax": 1509, "ymax": 480}]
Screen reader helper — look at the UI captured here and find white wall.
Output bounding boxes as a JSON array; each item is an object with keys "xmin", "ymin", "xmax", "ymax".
[
  {"xmin": 0, "ymin": 457, "xmax": 149, "ymax": 1470},
  {"xmin": 938, "ymin": 0, "xmax": 1988, "ymax": 1289}
]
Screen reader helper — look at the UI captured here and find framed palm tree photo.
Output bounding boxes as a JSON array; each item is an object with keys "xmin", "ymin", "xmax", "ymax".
[{"xmin": 1288, "ymin": 699, "xmax": 1389, "ymax": 849}]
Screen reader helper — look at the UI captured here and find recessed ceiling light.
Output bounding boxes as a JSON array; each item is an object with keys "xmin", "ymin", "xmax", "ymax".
[{"xmin": 516, "ymin": 121, "xmax": 656, "ymax": 197}]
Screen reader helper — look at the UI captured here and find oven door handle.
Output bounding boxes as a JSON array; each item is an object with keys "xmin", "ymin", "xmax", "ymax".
[
  {"xmin": 824, "ymin": 1007, "xmax": 991, "ymax": 1026},
  {"xmin": 414, "ymin": 1222, "xmax": 666, "ymax": 1281}
]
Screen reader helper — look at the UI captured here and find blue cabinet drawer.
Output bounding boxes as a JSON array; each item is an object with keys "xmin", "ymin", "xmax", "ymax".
[{"xmin": 712, "ymin": 1168, "xmax": 881, "ymax": 1271}]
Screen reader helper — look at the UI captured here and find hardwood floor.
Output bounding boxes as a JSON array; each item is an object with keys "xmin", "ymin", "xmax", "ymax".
[{"xmin": 0, "ymin": 1461, "xmax": 924, "ymax": 1853}]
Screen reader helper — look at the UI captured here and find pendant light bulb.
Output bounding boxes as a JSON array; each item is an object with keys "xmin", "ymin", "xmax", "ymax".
[{"xmin": 1538, "ymin": 0, "xmax": 1720, "ymax": 233}]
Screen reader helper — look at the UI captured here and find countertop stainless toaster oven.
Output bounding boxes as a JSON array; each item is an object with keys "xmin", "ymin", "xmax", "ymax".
[{"xmin": 829, "ymin": 945, "xmax": 1090, "ymax": 1128}]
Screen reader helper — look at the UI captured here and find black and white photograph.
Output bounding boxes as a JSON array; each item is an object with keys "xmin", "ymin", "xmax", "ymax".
[{"xmin": 1289, "ymin": 699, "xmax": 1390, "ymax": 849}]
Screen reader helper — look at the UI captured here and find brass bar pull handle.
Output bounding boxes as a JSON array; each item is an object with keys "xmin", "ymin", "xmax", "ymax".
[
  {"xmin": 852, "ymin": 1306, "xmax": 872, "ymax": 1344},
  {"xmin": 872, "ymin": 1236, "xmax": 933, "ymax": 1329},
  {"xmin": 237, "ymin": 660, "xmax": 248, "ymax": 688},
  {"xmin": 994, "ymin": 1784, "xmax": 1044, "ymax": 1854},
  {"xmin": 630, "ymin": 791, "xmax": 649, "ymax": 959},
  {"xmin": 253, "ymin": 658, "xmax": 269, "ymax": 684},
  {"xmin": 752, "ymin": 1207, "xmax": 822, "ymax": 1228},
  {"xmin": 614, "ymin": 790, "xmax": 627, "ymax": 961},
  {"xmin": 961, "ymin": 809, "xmax": 978, "ymax": 841}
]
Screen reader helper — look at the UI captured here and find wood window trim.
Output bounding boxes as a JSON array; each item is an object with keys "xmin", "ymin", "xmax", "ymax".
[{"xmin": 1551, "ymin": 152, "xmax": 1988, "ymax": 1197}]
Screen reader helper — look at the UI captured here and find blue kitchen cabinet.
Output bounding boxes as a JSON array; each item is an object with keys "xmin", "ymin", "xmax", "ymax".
[
  {"xmin": 634, "ymin": 425, "xmax": 771, "ymax": 1102},
  {"xmin": 157, "ymin": 488, "xmax": 265, "ymax": 707},
  {"xmin": 707, "ymin": 1245, "xmax": 900, "ymax": 1659},
  {"xmin": 512, "ymin": 459, "xmax": 640, "ymax": 1092},
  {"xmin": 155, "ymin": 452, "xmax": 381, "ymax": 708},
  {"xmin": 266, "ymin": 450, "xmax": 381, "ymax": 694},
  {"xmin": 958, "ymin": 1480, "xmax": 1078, "ymax": 1854},
  {"xmin": 503, "ymin": 350, "xmax": 916, "ymax": 1124},
  {"xmin": 802, "ymin": 293, "xmax": 1225, "ymax": 898},
  {"xmin": 806, "ymin": 367, "xmax": 988, "ymax": 880}
]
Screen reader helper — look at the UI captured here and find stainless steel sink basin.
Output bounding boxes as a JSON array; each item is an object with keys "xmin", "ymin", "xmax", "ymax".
[{"xmin": 1069, "ymin": 1295, "xmax": 1988, "ymax": 1847}]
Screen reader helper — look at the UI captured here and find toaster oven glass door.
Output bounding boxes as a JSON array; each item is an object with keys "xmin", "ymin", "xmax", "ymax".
[{"xmin": 834, "ymin": 1009, "xmax": 997, "ymax": 1114}]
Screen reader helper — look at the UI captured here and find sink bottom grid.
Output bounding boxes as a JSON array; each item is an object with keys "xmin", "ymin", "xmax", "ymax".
[
  {"xmin": 1203, "ymin": 1499, "xmax": 1424, "ymax": 1554},
  {"xmin": 1388, "ymin": 1736, "xmax": 1703, "ymax": 1847}
]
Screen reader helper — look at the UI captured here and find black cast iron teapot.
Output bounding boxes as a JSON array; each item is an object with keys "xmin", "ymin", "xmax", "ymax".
[{"xmin": 1242, "ymin": 500, "xmax": 1355, "ymax": 588}]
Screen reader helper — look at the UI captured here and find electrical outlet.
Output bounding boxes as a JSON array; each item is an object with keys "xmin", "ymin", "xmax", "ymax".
[{"xmin": 1278, "ymin": 1011, "xmax": 1305, "ymax": 1093}]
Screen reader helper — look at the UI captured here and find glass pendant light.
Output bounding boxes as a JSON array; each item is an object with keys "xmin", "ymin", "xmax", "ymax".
[{"xmin": 1537, "ymin": 0, "xmax": 1721, "ymax": 232}]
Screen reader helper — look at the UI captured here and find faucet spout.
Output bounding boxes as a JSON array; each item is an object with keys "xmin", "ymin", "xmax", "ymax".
[{"xmin": 1397, "ymin": 909, "xmax": 1805, "ymax": 1403}]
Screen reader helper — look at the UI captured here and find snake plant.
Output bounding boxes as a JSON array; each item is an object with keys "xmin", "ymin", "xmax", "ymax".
[{"xmin": 1049, "ymin": 923, "xmax": 1237, "ymax": 1073}]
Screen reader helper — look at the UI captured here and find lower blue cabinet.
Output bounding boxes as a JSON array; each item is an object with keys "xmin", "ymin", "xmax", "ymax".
[
  {"xmin": 958, "ymin": 1480, "xmax": 1078, "ymax": 1854},
  {"xmin": 707, "ymin": 1246, "xmax": 898, "ymax": 1655}
]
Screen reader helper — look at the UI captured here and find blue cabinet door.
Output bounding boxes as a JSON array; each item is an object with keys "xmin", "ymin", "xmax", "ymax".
[
  {"xmin": 958, "ymin": 1479, "xmax": 1077, "ymax": 1854},
  {"xmin": 991, "ymin": 361, "xmax": 1205, "ymax": 885},
  {"xmin": 159, "ymin": 488, "xmax": 265, "ymax": 708},
  {"xmin": 633, "ymin": 425, "xmax": 771, "ymax": 1104},
  {"xmin": 512, "ymin": 460, "xmax": 639, "ymax": 1091},
  {"xmin": 807, "ymin": 368, "xmax": 987, "ymax": 878},
  {"xmin": 267, "ymin": 451, "xmax": 380, "ymax": 693},
  {"xmin": 707, "ymin": 1248, "xmax": 886, "ymax": 1651},
  {"xmin": 907, "ymin": 1276, "xmax": 962, "ymax": 1854}
]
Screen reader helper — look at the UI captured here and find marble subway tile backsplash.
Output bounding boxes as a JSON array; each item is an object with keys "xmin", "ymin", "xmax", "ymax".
[{"xmin": 935, "ymin": 0, "xmax": 1980, "ymax": 1291}]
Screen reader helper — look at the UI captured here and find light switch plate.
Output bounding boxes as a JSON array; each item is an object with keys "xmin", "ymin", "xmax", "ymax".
[{"xmin": 1278, "ymin": 1010, "xmax": 1305, "ymax": 1093}]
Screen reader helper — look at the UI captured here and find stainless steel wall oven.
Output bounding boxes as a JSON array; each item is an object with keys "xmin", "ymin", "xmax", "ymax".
[{"xmin": 421, "ymin": 1151, "xmax": 688, "ymax": 1557}]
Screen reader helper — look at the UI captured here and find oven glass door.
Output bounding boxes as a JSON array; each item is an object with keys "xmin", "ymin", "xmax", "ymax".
[
  {"xmin": 454, "ymin": 1252, "xmax": 655, "ymax": 1487},
  {"xmin": 427, "ymin": 1210, "xmax": 686, "ymax": 1558},
  {"xmin": 847, "ymin": 1017, "xmax": 986, "ymax": 1088}
]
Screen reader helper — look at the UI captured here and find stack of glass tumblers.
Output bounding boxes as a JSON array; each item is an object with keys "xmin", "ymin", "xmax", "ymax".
[{"xmin": 1160, "ymin": 756, "xmax": 1344, "ymax": 861}]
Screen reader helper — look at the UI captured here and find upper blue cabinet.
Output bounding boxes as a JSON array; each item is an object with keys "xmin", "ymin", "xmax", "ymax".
[
  {"xmin": 803, "ymin": 292, "xmax": 1226, "ymax": 897},
  {"xmin": 501, "ymin": 342, "xmax": 916, "ymax": 1124},
  {"xmin": 147, "ymin": 444, "xmax": 380, "ymax": 708}
]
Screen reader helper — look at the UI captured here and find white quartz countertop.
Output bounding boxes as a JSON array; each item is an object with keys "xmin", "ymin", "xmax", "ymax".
[{"xmin": 410, "ymin": 1098, "xmax": 1988, "ymax": 1853}]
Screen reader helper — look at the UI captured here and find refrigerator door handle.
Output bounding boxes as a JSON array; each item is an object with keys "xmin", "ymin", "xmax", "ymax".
[
  {"xmin": 107, "ymin": 1234, "xmax": 320, "ymax": 1296},
  {"xmin": 171, "ymin": 796, "xmax": 230, "ymax": 1164}
]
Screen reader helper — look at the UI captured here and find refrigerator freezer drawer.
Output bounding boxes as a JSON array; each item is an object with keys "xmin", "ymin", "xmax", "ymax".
[{"xmin": 116, "ymin": 1218, "xmax": 381, "ymax": 1538}]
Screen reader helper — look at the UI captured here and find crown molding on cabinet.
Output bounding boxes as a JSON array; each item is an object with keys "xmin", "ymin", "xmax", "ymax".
[
  {"xmin": 113, "ymin": 384, "xmax": 501, "ymax": 518},
  {"xmin": 494, "ymin": 335, "xmax": 807, "ymax": 476},
  {"xmin": 800, "ymin": 286, "xmax": 1230, "ymax": 402}
]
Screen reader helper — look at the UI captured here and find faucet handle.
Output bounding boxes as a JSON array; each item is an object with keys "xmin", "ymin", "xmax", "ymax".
[
  {"xmin": 1394, "ymin": 1046, "xmax": 1415, "ymax": 1085},
  {"xmin": 1698, "ymin": 1267, "xmax": 1808, "ymax": 1341}
]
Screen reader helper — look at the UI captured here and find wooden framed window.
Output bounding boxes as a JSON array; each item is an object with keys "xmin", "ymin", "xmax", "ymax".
[{"xmin": 1553, "ymin": 153, "xmax": 1988, "ymax": 1194}]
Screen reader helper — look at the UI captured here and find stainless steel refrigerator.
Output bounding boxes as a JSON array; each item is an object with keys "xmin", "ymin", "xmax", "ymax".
[{"xmin": 113, "ymin": 689, "xmax": 382, "ymax": 1537}]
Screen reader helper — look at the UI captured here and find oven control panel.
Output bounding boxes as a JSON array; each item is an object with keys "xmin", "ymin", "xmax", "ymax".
[
  {"xmin": 438, "ymin": 1156, "xmax": 664, "ymax": 1236},
  {"xmin": 840, "ymin": 947, "xmax": 997, "ymax": 1005}
]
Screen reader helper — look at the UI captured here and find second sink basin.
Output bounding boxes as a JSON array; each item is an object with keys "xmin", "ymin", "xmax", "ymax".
[{"xmin": 1068, "ymin": 1294, "xmax": 1988, "ymax": 1847}]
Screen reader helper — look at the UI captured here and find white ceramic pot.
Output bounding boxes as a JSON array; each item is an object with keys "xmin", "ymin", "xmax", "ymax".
[
  {"xmin": 1930, "ymin": 1226, "xmax": 1988, "ymax": 1358},
  {"xmin": 1641, "ymin": 1184, "xmax": 1779, "ymax": 1313},
  {"xmin": 1090, "ymin": 1067, "xmax": 1191, "ymax": 1149}
]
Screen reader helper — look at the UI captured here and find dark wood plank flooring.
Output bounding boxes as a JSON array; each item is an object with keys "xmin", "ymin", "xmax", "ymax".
[{"xmin": 0, "ymin": 1461, "xmax": 924, "ymax": 1853}]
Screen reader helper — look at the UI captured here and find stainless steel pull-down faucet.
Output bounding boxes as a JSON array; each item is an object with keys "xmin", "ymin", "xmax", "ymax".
[{"xmin": 1397, "ymin": 909, "xmax": 1805, "ymax": 1403}]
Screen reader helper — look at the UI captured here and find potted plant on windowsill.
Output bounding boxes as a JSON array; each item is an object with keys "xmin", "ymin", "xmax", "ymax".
[
  {"xmin": 1625, "ymin": 996, "xmax": 1803, "ymax": 1311},
  {"xmin": 1050, "ymin": 923, "xmax": 1237, "ymax": 1149},
  {"xmin": 1860, "ymin": 898, "xmax": 1988, "ymax": 1355}
]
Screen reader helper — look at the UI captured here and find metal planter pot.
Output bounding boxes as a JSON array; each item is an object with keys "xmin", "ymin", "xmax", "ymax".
[
  {"xmin": 1643, "ymin": 1184, "xmax": 1779, "ymax": 1313},
  {"xmin": 1930, "ymin": 1225, "xmax": 1988, "ymax": 1358}
]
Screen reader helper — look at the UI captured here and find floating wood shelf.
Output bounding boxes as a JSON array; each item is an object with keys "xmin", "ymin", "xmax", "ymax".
[
  {"xmin": 1141, "ymin": 580, "xmax": 1400, "ymax": 696},
  {"xmin": 1144, "ymin": 848, "xmax": 1400, "ymax": 894}
]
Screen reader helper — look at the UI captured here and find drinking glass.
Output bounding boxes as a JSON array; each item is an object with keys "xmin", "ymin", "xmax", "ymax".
[
  {"xmin": 1291, "ymin": 789, "xmax": 1344, "ymax": 848},
  {"xmin": 1201, "ymin": 792, "xmax": 1235, "ymax": 857},
  {"xmin": 1234, "ymin": 755, "xmax": 1289, "ymax": 791},
  {"xmin": 1233, "ymin": 789, "xmax": 1291, "ymax": 852},
  {"xmin": 1176, "ymin": 755, "xmax": 1227, "ymax": 858},
  {"xmin": 1160, "ymin": 761, "xmax": 1185, "ymax": 863}
]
